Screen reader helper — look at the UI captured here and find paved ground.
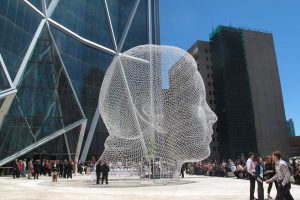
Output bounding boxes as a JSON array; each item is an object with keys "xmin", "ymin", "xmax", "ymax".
[{"xmin": 0, "ymin": 174, "xmax": 299, "ymax": 200}]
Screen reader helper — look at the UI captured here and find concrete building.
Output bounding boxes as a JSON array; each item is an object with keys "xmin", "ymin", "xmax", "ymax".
[
  {"xmin": 188, "ymin": 41, "xmax": 219, "ymax": 161},
  {"xmin": 189, "ymin": 25, "xmax": 290, "ymax": 160},
  {"xmin": 287, "ymin": 119, "xmax": 296, "ymax": 136},
  {"xmin": 289, "ymin": 136, "xmax": 300, "ymax": 156}
]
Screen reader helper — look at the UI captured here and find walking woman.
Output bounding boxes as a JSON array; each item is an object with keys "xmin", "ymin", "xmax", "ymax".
[
  {"xmin": 255, "ymin": 157, "xmax": 264, "ymax": 200},
  {"xmin": 265, "ymin": 155, "xmax": 278, "ymax": 199}
]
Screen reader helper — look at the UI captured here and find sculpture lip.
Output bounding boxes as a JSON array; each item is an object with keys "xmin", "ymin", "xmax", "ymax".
[{"xmin": 205, "ymin": 135, "xmax": 212, "ymax": 143}]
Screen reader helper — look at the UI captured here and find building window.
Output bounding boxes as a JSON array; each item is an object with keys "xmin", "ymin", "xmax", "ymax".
[
  {"xmin": 208, "ymin": 82, "xmax": 211, "ymax": 86},
  {"xmin": 209, "ymin": 100, "xmax": 213, "ymax": 104},
  {"xmin": 213, "ymin": 147, "xmax": 216, "ymax": 151},
  {"xmin": 207, "ymin": 65, "xmax": 209, "ymax": 69},
  {"xmin": 205, "ymin": 49, "xmax": 208, "ymax": 53},
  {"xmin": 212, "ymin": 82, "xmax": 215, "ymax": 86},
  {"xmin": 209, "ymin": 91, "xmax": 212, "ymax": 95},
  {"xmin": 212, "ymin": 74, "xmax": 214, "ymax": 78},
  {"xmin": 206, "ymin": 57, "xmax": 208, "ymax": 60},
  {"xmin": 212, "ymin": 137, "xmax": 215, "ymax": 142}
]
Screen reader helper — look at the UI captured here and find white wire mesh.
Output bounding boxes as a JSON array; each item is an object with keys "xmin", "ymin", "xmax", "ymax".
[{"xmin": 99, "ymin": 44, "xmax": 217, "ymax": 182}]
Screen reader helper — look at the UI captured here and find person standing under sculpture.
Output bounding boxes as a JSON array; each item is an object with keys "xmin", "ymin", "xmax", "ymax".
[
  {"xmin": 266, "ymin": 151, "xmax": 294, "ymax": 200},
  {"xmin": 96, "ymin": 161, "xmax": 102, "ymax": 184},
  {"xmin": 255, "ymin": 157, "xmax": 264, "ymax": 200},
  {"xmin": 101, "ymin": 162, "xmax": 109, "ymax": 184},
  {"xmin": 247, "ymin": 152, "xmax": 256, "ymax": 200}
]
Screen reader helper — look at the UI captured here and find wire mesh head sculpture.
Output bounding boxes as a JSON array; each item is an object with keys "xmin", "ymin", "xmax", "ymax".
[{"xmin": 99, "ymin": 44, "xmax": 217, "ymax": 181}]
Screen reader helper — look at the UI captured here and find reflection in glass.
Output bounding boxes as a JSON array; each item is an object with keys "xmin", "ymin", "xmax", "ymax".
[
  {"xmin": 0, "ymin": 0, "xmax": 41, "ymax": 79},
  {"xmin": 0, "ymin": 26, "xmax": 83, "ymax": 160},
  {"xmin": 52, "ymin": 0, "xmax": 113, "ymax": 49}
]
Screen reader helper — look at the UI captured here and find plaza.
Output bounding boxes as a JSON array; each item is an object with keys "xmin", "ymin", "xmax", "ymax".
[{"xmin": 0, "ymin": 175, "xmax": 300, "ymax": 200}]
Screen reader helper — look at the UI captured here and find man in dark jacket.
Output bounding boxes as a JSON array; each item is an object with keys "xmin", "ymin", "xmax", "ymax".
[
  {"xmin": 12, "ymin": 159, "xmax": 19, "ymax": 179},
  {"xmin": 33, "ymin": 160, "xmax": 40, "ymax": 179},
  {"xmin": 96, "ymin": 161, "xmax": 102, "ymax": 184},
  {"xmin": 102, "ymin": 161, "xmax": 110, "ymax": 184}
]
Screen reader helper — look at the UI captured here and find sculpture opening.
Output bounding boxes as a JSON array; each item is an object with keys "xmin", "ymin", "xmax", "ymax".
[{"xmin": 98, "ymin": 45, "xmax": 217, "ymax": 183}]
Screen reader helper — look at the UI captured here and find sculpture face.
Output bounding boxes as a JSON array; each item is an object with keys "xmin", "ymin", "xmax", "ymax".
[
  {"xmin": 165, "ymin": 66, "xmax": 217, "ymax": 162},
  {"xmin": 99, "ymin": 45, "xmax": 217, "ymax": 177}
]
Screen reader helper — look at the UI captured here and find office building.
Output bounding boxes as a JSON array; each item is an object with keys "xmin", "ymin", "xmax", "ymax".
[
  {"xmin": 189, "ymin": 26, "xmax": 290, "ymax": 160},
  {"xmin": 287, "ymin": 119, "xmax": 296, "ymax": 136},
  {"xmin": 0, "ymin": 0, "xmax": 159, "ymax": 166}
]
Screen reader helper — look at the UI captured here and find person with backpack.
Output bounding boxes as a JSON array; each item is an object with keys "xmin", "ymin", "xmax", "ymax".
[{"xmin": 266, "ymin": 151, "xmax": 294, "ymax": 200}]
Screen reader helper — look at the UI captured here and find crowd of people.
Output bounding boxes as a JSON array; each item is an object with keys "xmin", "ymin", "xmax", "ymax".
[
  {"xmin": 11, "ymin": 157, "xmax": 99, "ymax": 182},
  {"xmin": 9, "ymin": 151, "xmax": 300, "ymax": 199},
  {"xmin": 182, "ymin": 151, "xmax": 298, "ymax": 200},
  {"xmin": 182, "ymin": 155, "xmax": 300, "ymax": 185}
]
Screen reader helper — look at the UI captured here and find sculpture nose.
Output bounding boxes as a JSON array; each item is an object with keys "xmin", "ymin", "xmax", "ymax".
[{"xmin": 205, "ymin": 103, "xmax": 217, "ymax": 126}]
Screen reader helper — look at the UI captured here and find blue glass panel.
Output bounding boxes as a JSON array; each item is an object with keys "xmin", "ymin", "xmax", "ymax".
[
  {"xmin": 66, "ymin": 127, "xmax": 81, "ymax": 157},
  {"xmin": 0, "ymin": 62, "xmax": 10, "ymax": 91},
  {"xmin": 122, "ymin": 0, "xmax": 148, "ymax": 52},
  {"xmin": 25, "ymin": 133, "xmax": 68, "ymax": 160},
  {"xmin": 106, "ymin": 0, "xmax": 135, "ymax": 45},
  {"xmin": 0, "ymin": 0, "xmax": 41, "ymax": 79},
  {"xmin": 0, "ymin": 99, "xmax": 35, "ymax": 160},
  {"xmin": 0, "ymin": 26, "xmax": 84, "ymax": 160},
  {"xmin": 28, "ymin": 0, "xmax": 43, "ymax": 12},
  {"xmin": 52, "ymin": 0, "xmax": 113, "ymax": 49},
  {"xmin": 50, "ymin": 26, "xmax": 113, "ymax": 106},
  {"xmin": 45, "ymin": 0, "xmax": 52, "ymax": 8}
]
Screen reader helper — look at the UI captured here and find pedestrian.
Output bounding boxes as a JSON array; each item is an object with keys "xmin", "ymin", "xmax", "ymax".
[
  {"xmin": 255, "ymin": 157, "xmax": 264, "ymax": 200},
  {"xmin": 102, "ymin": 161, "xmax": 110, "ymax": 184},
  {"xmin": 247, "ymin": 152, "xmax": 256, "ymax": 200},
  {"xmin": 34, "ymin": 160, "xmax": 40, "ymax": 179},
  {"xmin": 67, "ymin": 161, "xmax": 72, "ymax": 179},
  {"xmin": 28, "ymin": 159, "xmax": 34, "ymax": 179},
  {"xmin": 96, "ymin": 161, "xmax": 102, "ymax": 184},
  {"xmin": 266, "ymin": 151, "xmax": 294, "ymax": 200},
  {"xmin": 12, "ymin": 159, "xmax": 19, "ymax": 179},
  {"xmin": 51, "ymin": 161, "xmax": 58, "ymax": 182},
  {"xmin": 21, "ymin": 159, "xmax": 27, "ymax": 178},
  {"xmin": 265, "ymin": 155, "xmax": 278, "ymax": 199},
  {"xmin": 181, "ymin": 164, "xmax": 186, "ymax": 178}
]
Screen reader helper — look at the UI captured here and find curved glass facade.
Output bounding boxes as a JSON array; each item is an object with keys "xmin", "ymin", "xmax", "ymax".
[{"xmin": 0, "ymin": 0, "xmax": 159, "ymax": 166}]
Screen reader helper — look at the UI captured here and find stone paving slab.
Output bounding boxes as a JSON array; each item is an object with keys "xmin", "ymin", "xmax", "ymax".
[{"xmin": 0, "ymin": 175, "xmax": 299, "ymax": 200}]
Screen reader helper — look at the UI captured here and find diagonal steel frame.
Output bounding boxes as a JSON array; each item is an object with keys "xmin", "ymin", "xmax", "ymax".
[{"xmin": 0, "ymin": 119, "xmax": 87, "ymax": 166}]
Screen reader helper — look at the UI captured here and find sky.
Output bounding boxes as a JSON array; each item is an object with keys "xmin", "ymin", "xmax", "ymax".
[{"xmin": 159, "ymin": 0, "xmax": 300, "ymax": 135}]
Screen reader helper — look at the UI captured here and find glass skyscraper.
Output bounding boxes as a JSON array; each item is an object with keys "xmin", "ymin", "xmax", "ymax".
[{"xmin": 0, "ymin": 0, "xmax": 159, "ymax": 166}]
